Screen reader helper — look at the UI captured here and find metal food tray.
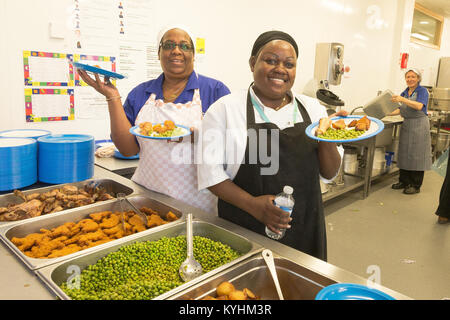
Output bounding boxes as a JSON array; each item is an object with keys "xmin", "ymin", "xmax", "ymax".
[
  {"xmin": 35, "ymin": 220, "xmax": 263, "ymax": 300},
  {"xmin": 0, "ymin": 195, "xmax": 183, "ymax": 270},
  {"xmin": 170, "ymin": 251, "xmax": 336, "ymax": 300},
  {"xmin": 0, "ymin": 179, "xmax": 134, "ymax": 228}
]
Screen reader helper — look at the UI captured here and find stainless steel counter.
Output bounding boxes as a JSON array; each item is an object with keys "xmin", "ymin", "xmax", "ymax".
[
  {"xmin": 94, "ymin": 156, "xmax": 139, "ymax": 177},
  {"xmin": 0, "ymin": 165, "xmax": 412, "ymax": 300}
]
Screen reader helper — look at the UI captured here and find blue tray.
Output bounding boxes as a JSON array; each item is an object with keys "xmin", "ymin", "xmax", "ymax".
[
  {"xmin": 74, "ymin": 62, "xmax": 125, "ymax": 79},
  {"xmin": 315, "ymin": 283, "xmax": 395, "ymax": 300},
  {"xmin": 305, "ymin": 115, "xmax": 384, "ymax": 143},
  {"xmin": 114, "ymin": 150, "xmax": 139, "ymax": 160}
]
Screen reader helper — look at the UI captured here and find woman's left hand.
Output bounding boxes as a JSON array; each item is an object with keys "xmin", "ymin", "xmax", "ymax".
[
  {"xmin": 328, "ymin": 109, "xmax": 349, "ymax": 118},
  {"xmin": 391, "ymin": 95, "xmax": 404, "ymax": 103},
  {"xmin": 167, "ymin": 127, "xmax": 196, "ymax": 144}
]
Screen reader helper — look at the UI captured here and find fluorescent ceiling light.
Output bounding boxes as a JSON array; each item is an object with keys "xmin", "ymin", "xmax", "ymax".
[
  {"xmin": 419, "ymin": 21, "xmax": 429, "ymax": 24},
  {"xmin": 411, "ymin": 32, "xmax": 429, "ymax": 41}
]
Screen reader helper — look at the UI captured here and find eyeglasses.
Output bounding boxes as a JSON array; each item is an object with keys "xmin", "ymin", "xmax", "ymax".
[{"xmin": 160, "ymin": 41, "xmax": 193, "ymax": 52}]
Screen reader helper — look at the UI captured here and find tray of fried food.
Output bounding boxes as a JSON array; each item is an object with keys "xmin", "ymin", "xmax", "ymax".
[{"xmin": 0, "ymin": 195, "xmax": 182, "ymax": 270}]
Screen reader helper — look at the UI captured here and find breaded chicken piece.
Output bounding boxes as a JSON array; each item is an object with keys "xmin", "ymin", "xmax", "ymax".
[
  {"xmin": 50, "ymin": 225, "xmax": 71, "ymax": 238},
  {"xmin": 128, "ymin": 214, "xmax": 146, "ymax": 227},
  {"xmin": 12, "ymin": 233, "xmax": 47, "ymax": 251},
  {"xmin": 85, "ymin": 238, "xmax": 112, "ymax": 248},
  {"xmin": 102, "ymin": 225, "xmax": 121, "ymax": 235},
  {"xmin": 80, "ymin": 220, "xmax": 99, "ymax": 233},
  {"xmin": 99, "ymin": 214, "xmax": 120, "ymax": 229},
  {"xmin": 147, "ymin": 214, "xmax": 167, "ymax": 228},
  {"xmin": 89, "ymin": 211, "xmax": 112, "ymax": 223},
  {"xmin": 140, "ymin": 207, "xmax": 158, "ymax": 216},
  {"xmin": 47, "ymin": 244, "xmax": 81, "ymax": 258},
  {"xmin": 78, "ymin": 230, "xmax": 106, "ymax": 246},
  {"xmin": 166, "ymin": 211, "xmax": 178, "ymax": 222},
  {"xmin": 30, "ymin": 238, "xmax": 66, "ymax": 258}
]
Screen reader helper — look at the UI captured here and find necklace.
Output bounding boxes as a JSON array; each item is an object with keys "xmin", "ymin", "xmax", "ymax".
[
  {"xmin": 274, "ymin": 96, "xmax": 288, "ymax": 111},
  {"xmin": 163, "ymin": 81, "xmax": 188, "ymax": 102}
]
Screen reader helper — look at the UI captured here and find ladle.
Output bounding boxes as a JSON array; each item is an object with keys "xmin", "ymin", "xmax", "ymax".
[
  {"xmin": 262, "ymin": 249, "xmax": 284, "ymax": 300},
  {"xmin": 179, "ymin": 213, "xmax": 203, "ymax": 282}
]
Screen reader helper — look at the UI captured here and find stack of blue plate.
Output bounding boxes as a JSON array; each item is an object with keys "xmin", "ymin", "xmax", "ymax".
[
  {"xmin": 0, "ymin": 129, "xmax": 51, "ymax": 140},
  {"xmin": 0, "ymin": 137, "xmax": 37, "ymax": 191},
  {"xmin": 37, "ymin": 134, "xmax": 95, "ymax": 184}
]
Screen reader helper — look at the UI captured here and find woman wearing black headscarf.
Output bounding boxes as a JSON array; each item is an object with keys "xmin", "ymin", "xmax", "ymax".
[{"xmin": 198, "ymin": 31, "xmax": 344, "ymax": 261}]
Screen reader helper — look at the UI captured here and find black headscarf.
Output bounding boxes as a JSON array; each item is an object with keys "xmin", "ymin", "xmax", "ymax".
[{"xmin": 251, "ymin": 30, "xmax": 299, "ymax": 58}]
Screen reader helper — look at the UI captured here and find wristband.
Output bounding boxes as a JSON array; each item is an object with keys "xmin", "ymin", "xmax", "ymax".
[{"xmin": 106, "ymin": 96, "xmax": 122, "ymax": 101}]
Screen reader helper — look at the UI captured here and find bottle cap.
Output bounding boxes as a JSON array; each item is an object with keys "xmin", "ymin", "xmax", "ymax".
[{"xmin": 283, "ymin": 186, "xmax": 293, "ymax": 194}]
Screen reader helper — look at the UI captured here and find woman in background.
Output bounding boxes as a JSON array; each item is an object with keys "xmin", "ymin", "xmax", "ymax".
[{"xmin": 390, "ymin": 68, "xmax": 431, "ymax": 194}]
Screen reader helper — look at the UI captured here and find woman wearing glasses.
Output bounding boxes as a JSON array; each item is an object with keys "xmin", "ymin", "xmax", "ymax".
[
  {"xmin": 78, "ymin": 26, "xmax": 230, "ymax": 213},
  {"xmin": 198, "ymin": 31, "xmax": 343, "ymax": 260}
]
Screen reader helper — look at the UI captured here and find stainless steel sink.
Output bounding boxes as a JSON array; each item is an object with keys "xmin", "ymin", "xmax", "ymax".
[{"xmin": 171, "ymin": 252, "xmax": 337, "ymax": 300}]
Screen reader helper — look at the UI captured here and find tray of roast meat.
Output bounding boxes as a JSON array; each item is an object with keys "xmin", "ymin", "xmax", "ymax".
[{"xmin": 0, "ymin": 179, "xmax": 134, "ymax": 227}]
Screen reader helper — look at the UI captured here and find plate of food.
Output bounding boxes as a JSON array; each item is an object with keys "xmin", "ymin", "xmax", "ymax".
[
  {"xmin": 73, "ymin": 62, "xmax": 125, "ymax": 79},
  {"xmin": 130, "ymin": 120, "xmax": 192, "ymax": 140},
  {"xmin": 305, "ymin": 115, "xmax": 384, "ymax": 143}
]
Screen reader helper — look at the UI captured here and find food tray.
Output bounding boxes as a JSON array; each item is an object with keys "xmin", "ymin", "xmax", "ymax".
[
  {"xmin": 0, "ymin": 195, "xmax": 183, "ymax": 270},
  {"xmin": 0, "ymin": 179, "xmax": 134, "ymax": 228},
  {"xmin": 171, "ymin": 251, "xmax": 336, "ymax": 300},
  {"xmin": 35, "ymin": 220, "xmax": 262, "ymax": 300}
]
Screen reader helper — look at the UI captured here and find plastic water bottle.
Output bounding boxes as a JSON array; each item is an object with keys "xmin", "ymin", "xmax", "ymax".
[{"xmin": 265, "ymin": 186, "xmax": 295, "ymax": 240}]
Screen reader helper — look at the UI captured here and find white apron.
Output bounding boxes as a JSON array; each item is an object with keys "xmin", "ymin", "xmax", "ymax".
[{"xmin": 131, "ymin": 87, "xmax": 217, "ymax": 213}]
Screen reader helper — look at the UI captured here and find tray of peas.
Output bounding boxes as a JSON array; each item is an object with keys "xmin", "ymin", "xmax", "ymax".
[
  {"xmin": 35, "ymin": 219, "xmax": 263, "ymax": 300},
  {"xmin": 305, "ymin": 115, "xmax": 384, "ymax": 143}
]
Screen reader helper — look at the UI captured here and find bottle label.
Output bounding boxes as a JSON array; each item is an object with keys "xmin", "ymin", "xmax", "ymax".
[{"xmin": 278, "ymin": 205, "xmax": 293, "ymax": 213}]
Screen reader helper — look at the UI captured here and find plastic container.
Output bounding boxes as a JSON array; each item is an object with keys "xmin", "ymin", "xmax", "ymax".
[
  {"xmin": 37, "ymin": 134, "xmax": 94, "ymax": 184},
  {"xmin": 0, "ymin": 129, "xmax": 51, "ymax": 140},
  {"xmin": 0, "ymin": 137, "xmax": 37, "ymax": 191},
  {"xmin": 265, "ymin": 186, "xmax": 295, "ymax": 240}
]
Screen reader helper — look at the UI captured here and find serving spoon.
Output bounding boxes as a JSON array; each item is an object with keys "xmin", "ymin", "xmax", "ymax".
[
  {"xmin": 179, "ymin": 213, "xmax": 203, "ymax": 282},
  {"xmin": 262, "ymin": 249, "xmax": 284, "ymax": 300}
]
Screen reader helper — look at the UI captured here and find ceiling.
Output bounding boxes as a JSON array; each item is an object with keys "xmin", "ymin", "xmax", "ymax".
[{"xmin": 415, "ymin": 0, "xmax": 450, "ymax": 18}]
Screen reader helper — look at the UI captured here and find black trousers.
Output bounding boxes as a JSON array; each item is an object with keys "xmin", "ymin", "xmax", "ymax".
[
  {"xmin": 435, "ymin": 156, "xmax": 450, "ymax": 218},
  {"xmin": 399, "ymin": 169, "xmax": 424, "ymax": 188}
]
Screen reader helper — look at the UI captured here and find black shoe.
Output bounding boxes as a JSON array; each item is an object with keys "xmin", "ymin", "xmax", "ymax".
[
  {"xmin": 392, "ymin": 182, "xmax": 406, "ymax": 189},
  {"xmin": 437, "ymin": 216, "xmax": 449, "ymax": 224},
  {"xmin": 403, "ymin": 186, "xmax": 420, "ymax": 194}
]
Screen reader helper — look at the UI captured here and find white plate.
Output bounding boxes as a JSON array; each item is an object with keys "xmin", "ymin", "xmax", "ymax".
[{"xmin": 305, "ymin": 115, "xmax": 384, "ymax": 143}]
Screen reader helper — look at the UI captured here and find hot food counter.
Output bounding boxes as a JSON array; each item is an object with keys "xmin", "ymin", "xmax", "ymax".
[{"xmin": 0, "ymin": 165, "xmax": 411, "ymax": 300}]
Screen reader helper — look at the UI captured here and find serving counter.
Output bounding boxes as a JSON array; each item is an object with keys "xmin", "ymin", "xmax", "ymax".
[{"xmin": 0, "ymin": 165, "xmax": 411, "ymax": 300}]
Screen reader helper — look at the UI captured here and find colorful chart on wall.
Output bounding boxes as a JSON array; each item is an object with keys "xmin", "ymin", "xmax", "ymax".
[
  {"xmin": 73, "ymin": 54, "xmax": 117, "ymax": 86},
  {"xmin": 25, "ymin": 88, "xmax": 75, "ymax": 122},
  {"xmin": 23, "ymin": 51, "xmax": 74, "ymax": 87}
]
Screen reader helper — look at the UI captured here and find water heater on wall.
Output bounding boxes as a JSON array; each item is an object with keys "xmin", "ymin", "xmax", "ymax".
[{"xmin": 314, "ymin": 43, "xmax": 345, "ymax": 86}]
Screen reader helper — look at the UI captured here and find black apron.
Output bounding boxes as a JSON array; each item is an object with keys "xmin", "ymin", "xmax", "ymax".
[{"xmin": 218, "ymin": 90, "xmax": 327, "ymax": 261}]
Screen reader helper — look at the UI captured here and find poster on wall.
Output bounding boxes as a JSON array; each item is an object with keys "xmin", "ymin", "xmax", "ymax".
[
  {"xmin": 24, "ymin": 88, "xmax": 74, "ymax": 123},
  {"xmin": 23, "ymin": 51, "xmax": 74, "ymax": 87}
]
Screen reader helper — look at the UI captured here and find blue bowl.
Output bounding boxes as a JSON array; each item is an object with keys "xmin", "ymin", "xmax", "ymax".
[{"xmin": 315, "ymin": 283, "xmax": 396, "ymax": 300}]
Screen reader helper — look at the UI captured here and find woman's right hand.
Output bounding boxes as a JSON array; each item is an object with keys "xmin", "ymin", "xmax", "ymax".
[
  {"xmin": 77, "ymin": 69, "xmax": 120, "ymax": 99},
  {"xmin": 250, "ymin": 195, "xmax": 292, "ymax": 234}
]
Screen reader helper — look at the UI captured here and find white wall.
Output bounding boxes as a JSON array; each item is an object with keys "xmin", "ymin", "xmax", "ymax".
[{"xmin": 1, "ymin": 0, "xmax": 449, "ymax": 139}]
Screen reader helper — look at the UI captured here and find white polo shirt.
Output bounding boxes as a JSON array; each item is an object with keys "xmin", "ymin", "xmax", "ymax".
[{"xmin": 197, "ymin": 88, "xmax": 343, "ymax": 191}]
